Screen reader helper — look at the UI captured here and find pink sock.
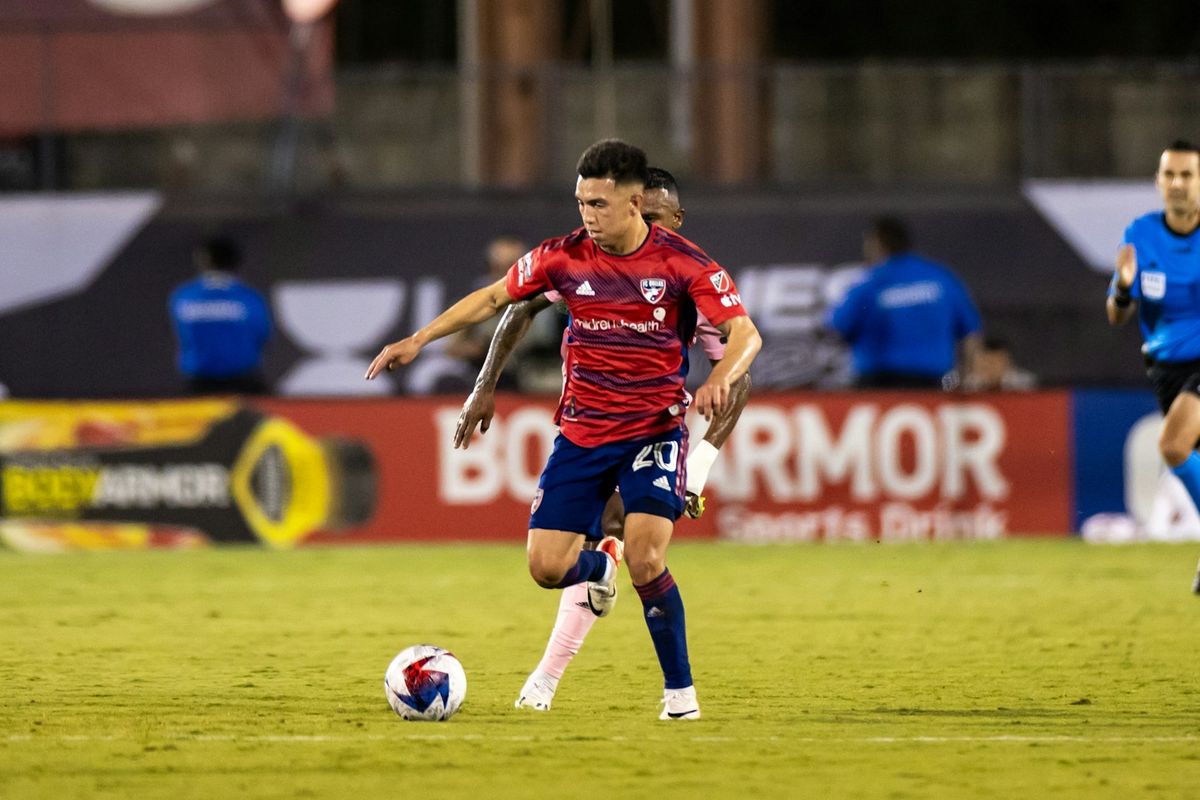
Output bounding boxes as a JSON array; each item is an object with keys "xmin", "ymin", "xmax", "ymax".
[{"xmin": 535, "ymin": 583, "xmax": 599, "ymax": 680}]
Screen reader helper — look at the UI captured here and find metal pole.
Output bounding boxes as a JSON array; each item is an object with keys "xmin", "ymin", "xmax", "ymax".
[
  {"xmin": 457, "ymin": 0, "xmax": 481, "ymax": 188},
  {"xmin": 269, "ymin": 21, "xmax": 312, "ymax": 196},
  {"xmin": 669, "ymin": 0, "xmax": 693, "ymax": 157},
  {"xmin": 590, "ymin": 0, "xmax": 616, "ymax": 137},
  {"xmin": 38, "ymin": 25, "xmax": 57, "ymax": 191}
]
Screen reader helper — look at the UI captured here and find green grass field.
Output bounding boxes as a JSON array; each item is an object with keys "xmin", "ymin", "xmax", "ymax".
[{"xmin": 2, "ymin": 540, "xmax": 1199, "ymax": 799}]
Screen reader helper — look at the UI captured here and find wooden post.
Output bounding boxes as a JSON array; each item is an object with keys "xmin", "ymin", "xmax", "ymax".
[
  {"xmin": 471, "ymin": 0, "xmax": 561, "ymax": 187},
  {"xmin": 690, "ymin": 0, "xmax": 770, "ymax": 183}
]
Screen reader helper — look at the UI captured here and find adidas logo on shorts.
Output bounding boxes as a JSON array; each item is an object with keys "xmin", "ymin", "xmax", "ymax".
[{"xmin": 653, "ymin": 476, "xmax": 671, "ymax": 491}]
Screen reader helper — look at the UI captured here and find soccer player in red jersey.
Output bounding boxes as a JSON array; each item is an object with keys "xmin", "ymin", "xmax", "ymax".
[
  {"xmin": 366, "ymin": 139, "xmax": 762, "ymax": 719},
  {"xmin": 450, "ymin": 166, "xmax": 752, "ymax": 711}
]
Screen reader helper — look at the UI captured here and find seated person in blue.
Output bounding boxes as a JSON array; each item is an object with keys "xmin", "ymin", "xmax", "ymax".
[
  {"xmin": 828, "ymin": 217, "xmax": 981, "ymax": 389},
  {"xmin": 169, "ymin": 237, "xmax": 272, "ymax": 395}
]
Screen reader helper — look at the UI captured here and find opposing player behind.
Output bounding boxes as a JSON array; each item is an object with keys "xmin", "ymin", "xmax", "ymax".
[
  {"xmin": 451, "ymin": 167, "xmax": 752, "ymax": 711},
  {"xmin": 1106, "ymin": 139, "xmax": 1200, "ymax": 592},
  {"xmin": 367, "ymin": 139, "xmax": 761, "ymax": 718}
]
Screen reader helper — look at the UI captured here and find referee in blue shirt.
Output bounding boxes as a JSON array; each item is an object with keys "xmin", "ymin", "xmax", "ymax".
[
  {"xmin": 169, "ymin": 238, "xmax": 272, "ymax": 395},
  {"xmin": 829, "ymin": 217, "xmax": 981, "ymax": 389},
  {"xmin": 1107, "ymin": 139, "xmax": 1200, "ymax": 593}
]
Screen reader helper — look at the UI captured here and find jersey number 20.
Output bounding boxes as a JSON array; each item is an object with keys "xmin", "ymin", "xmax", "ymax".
[{"xmin": 632, "ymin": 441, "xmax": 679, "ymax": 472}]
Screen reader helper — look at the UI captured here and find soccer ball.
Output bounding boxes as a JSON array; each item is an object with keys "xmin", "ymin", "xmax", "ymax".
[{"xmin": 383, "ymin": 644, "xmax": 467, "ymax": 721}]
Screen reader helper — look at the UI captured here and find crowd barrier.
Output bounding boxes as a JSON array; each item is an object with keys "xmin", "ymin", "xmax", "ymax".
[{"xmin": 0, "ymin": 391, "xmax": 1177, "ymax": 552}]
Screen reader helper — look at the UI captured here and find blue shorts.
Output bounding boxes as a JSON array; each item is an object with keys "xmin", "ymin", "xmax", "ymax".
[{"xmin": 529, "ymin": 427, "xmax": 688, "ymax": 540}]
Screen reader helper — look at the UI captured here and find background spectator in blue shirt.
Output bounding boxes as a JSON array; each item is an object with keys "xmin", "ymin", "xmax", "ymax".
[
  {"xmin": 169, "ymin": 237, "xmax": 272, "ymax": 395},
  {"xmin": 828, "ymin": 217, "xmax": 982, "ymax": 389}
]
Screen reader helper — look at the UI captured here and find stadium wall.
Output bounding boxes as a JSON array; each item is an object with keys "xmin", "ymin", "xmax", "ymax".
[
  {"xmin": 0, "ymin": 185, "xmax": 1153, "ymax": 397},
  {"xmin": 2, "ymin": 390, "xmax": 1172, "ymax": 551}
]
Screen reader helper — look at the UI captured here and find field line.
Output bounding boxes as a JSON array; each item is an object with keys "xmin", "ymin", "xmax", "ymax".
[{"xmin": 6, "ymin": 733, "xmax": 1200, "ymax": 745}]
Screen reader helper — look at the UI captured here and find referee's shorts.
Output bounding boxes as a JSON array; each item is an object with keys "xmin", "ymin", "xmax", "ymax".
[{"xmin": 1145, "ymin": 354, "xmax": 1200, "ymax": 414}]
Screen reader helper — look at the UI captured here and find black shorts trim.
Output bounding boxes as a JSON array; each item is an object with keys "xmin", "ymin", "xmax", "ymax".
[{"xmin": 1145, "ymin": 356, "xmax": 1200, "ymax": 414}]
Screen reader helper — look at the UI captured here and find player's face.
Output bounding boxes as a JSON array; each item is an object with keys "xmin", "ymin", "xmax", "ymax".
[
  {"xmin": 641, "ymin": 188, "xmax": 684, "ymax": 231},
  {"xmin": 1156, "ymin": 150, "xmax": 1200, "ymax": 216},
  {"xmin": 575, "ymin": 176, "xmax": 644, "ymax": 251}
]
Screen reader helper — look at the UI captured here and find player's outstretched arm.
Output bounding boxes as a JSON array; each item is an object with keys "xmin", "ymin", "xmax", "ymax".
[
  {"xmin": 453, "ymin": 295, "xmax": 553, "ymax": 449},
  {"xmin": 1107, "ymin": 244, "xmax": 1138, "ymax": 326},
  {"xmin": 366, "ymin": 278, "xmax": 514, "ymax": 379},
  {"xmin": 695, "ymin": 316, "xmax": 761, "ymax": 421}
]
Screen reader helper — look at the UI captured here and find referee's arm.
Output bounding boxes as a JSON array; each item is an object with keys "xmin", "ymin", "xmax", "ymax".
[
  {"xmin": 1107, "ymin": 244, "xmax": 1138, "ymax": 326},
  {"xmin": 1107, "ymin": 292, "xmax": 1137, "ymax": 325}
]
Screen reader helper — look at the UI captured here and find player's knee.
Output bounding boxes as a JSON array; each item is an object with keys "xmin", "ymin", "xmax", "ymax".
[
  {"xmin": 527, "ymin": 555, "xmax": 566, "ymax": 588},
  {"xmin": 1159, "ymin": 431, "xmax": 1193, "ymax": 467},
  {"xmin": 626, "ymin": 551, "xmax": 665, "ymax": 586}
]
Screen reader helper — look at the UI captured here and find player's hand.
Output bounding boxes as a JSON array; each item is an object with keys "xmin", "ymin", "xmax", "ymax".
[
  {"xmin": 1115, "ymin": 244, "xmax": 1138, "ymax": 290},
  {"xmin": 684, "ymin": 492, "xmax": 706, "ymax": 519},
  {"xmin": 695, "ymin": 378, "xmax": 729, "ymax": 421},
  {"xmin": 365, "ymin": 336, "xmax": 421, "ymax": 380},
  {"xmin": 453, "ymin": 388, "xmax": 496, "ymax": 449}
]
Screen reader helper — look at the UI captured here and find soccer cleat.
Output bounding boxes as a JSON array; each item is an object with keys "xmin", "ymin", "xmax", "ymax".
[
  {"xmin": 514, "ymin": 671, "xmax": 558, "ymax": 711},
  {"xmin": 586, "ymin": 579, "xmax": 617, "ymax": 617},
  {"xmin": 597, "ymin": 535, "xmax": 624, "ymax": 567},
  {"xmin": 684, "ymin": 492, "xmax": 706, "ymax": 519},
  {"xmin": 586, "ymin": 536, "xmax": 624, "ymax": 617},
  {"xmin": 658, "ymin": 686, "xmax": 701, "ymax": 720}
]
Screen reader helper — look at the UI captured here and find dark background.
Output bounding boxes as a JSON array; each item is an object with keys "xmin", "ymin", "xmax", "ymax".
[{"xmin": 336, "ymin": 0, "xmax": 1200, "ymax": 64}]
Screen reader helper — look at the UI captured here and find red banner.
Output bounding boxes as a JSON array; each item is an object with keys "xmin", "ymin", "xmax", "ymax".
[
  {"xmin": 696, "ymin": 391, "xmax": 1072, "ymax": 541},
  {"xmin": 266, "ymin": 391, "xmax": 1073, "ymax": 544},
  {"xmin": 0, "ymin": 393, "xmax": 1072, "ymax": 551},
  {"xmin": 255, "ymin": 397, "xmax": 557, "ymax": 546}
]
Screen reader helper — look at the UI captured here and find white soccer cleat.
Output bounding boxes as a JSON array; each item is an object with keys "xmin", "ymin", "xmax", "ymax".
[
  {"xmin": 586, "ymin": 536, "xmax": 624, "ymax": 617},
  {"xmin": 658, "ymin": 685, "xmax": 701, "ymax": 720},
  {"xmin": 586, "ymin": 579, "xmax": 618, "ymax": 617},
  {"xmin": 514, "ymin": 671, "xmax": 558, "ymax": 711}
]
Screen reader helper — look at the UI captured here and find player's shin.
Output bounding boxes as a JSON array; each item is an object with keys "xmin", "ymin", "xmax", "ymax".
[
  {"xmin": 1170, "ymin": 452, "xmax": 1200, "ymax": 510},
  {"xmin": 635, "ymin": 568, "xmax": 693, "ymax": 690},
  {"xmin": 535, "ymin": 583, "xmax": 598, "ymax": 679},
  {"xmin": 552, "ymin": 549, "xmax": 611, "ymax": 588}
]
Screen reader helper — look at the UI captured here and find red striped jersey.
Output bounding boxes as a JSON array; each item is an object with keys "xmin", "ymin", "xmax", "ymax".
[{"xmin": 505, "ymin": 224, "xmax": 747, "ymax": 447}]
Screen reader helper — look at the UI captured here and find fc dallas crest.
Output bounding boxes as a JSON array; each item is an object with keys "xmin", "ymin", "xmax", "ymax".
[{"xmin": 640, "ymin": 278, "xmax": 666, "ymax": 303}]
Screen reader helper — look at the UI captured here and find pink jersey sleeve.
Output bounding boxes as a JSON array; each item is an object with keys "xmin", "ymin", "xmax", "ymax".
[
  {"xmin": 505, "ymin": 246, "xmax": 555, "ymax": 301},
  {"xmin": 694, "ymin": 313, "xmax": 726, "ymax": 360},
  {"xmin": 686, "ymin": 263, "xmax": 747, "ymax": 328}
]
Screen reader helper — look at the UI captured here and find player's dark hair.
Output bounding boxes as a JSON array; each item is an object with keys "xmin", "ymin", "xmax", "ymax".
[
  {"xmin": 870, "ymin": 216, "xmax": 912, "ymax": 254},
  {"xmin": 646, "ymin": 166, "xmax": 679, "ymax": 197},
  {"xmin": 198, "ymin": 237, "xmax": 241, "ymax": 272},
  {"xmin": 1166, "ymin": 139, "xmax": 1200, "ymax": 155},
  {"xmin": 576, "ymin": 139, "xmax": 650, "ymax": 187}
]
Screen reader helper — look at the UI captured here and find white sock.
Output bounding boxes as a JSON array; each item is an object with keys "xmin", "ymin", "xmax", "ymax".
[{"xmin": 686, "ymin": 440, "xmax": 720, "ymax": 496}]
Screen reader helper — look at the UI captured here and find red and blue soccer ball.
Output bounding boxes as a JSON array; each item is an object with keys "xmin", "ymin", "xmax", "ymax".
[{"xmin": 384, "ymin": 645, "xmax": 467, "ymax": 721}]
